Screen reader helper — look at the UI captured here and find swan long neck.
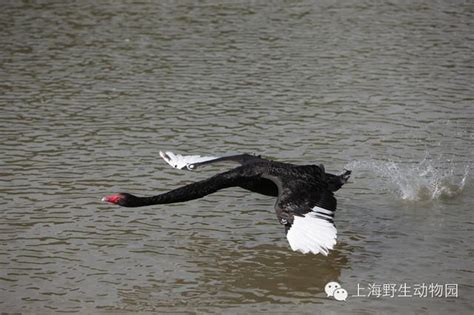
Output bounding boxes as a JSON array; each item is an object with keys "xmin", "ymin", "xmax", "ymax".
[{"xmin": 135, "ymin": 171, "xmax": 243, "ymax": 206}]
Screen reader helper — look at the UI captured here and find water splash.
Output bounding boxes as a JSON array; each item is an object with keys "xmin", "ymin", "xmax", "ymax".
[{"xmin": 346, "ymin": 158, "xmax": 470, "ymax": 202}]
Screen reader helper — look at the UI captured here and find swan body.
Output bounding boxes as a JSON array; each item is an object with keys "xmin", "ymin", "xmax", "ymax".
[{"xmin": 102, "ymin": 152, "xmax": 351, "ymax": 255}]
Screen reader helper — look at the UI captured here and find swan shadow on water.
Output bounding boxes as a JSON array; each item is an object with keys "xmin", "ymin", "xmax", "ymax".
[
  {"xmin": 113, "ymin": 237, "xmax": 351, "ymax": 310},
  {"xmin": 189, "ymin": 241, "xmax": 351, "ymax": 304}
]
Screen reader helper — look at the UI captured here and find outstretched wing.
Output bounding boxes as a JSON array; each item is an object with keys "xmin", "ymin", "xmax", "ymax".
[
  {"xmin": 263, "ymin": 171, "xmax": 338, "ymax": 256},
  {"xmin": 160, "ymin": 151, "xmax": 263, "ymax": 171}
]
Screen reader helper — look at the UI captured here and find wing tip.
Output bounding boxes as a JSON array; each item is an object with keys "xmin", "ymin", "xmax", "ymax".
[
  {"xmin": 159, "ymin": 150, "xmax": 185, "ymax": 169},
  {"xmin": 159, "ymin": 150, "xmax": 219, "ymax": 171}
]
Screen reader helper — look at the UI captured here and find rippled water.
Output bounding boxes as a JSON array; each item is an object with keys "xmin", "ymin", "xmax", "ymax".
[{"xmin": 1, "ymin": 1, "xmax": 473, "ymax": 314}]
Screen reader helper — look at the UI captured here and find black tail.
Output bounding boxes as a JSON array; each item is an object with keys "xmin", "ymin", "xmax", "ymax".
[{"xmin": 327, "ymin": 169, "xmax": 351, "ymax": 192}]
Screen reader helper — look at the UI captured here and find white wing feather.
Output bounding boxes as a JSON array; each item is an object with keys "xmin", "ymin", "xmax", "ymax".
[
  {"xmin": 286, "ymin": 206, "xmax": 337, "ymax": 255},
  {"xmin": 159, "ymin": 151, "xmax": 218, "ymax": 170}
]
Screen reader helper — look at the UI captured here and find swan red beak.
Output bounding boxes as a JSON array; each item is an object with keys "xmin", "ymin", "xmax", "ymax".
[{"xmin": 101, "ymin": 194, "xmax": 123, "ymax": 204}]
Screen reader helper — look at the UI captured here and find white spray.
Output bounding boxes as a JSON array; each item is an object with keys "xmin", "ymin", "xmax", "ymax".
[{"xmin": 346, "ymin": 156, "xmax": 470, "ymax": 202}]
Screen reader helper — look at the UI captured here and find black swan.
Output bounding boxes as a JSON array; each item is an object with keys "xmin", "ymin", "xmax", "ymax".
[{"xmin": 102, "ymin": 151, "xmax": 351, "ymax": 255}]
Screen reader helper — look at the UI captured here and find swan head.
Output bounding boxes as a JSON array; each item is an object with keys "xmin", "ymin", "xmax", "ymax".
[{"xmin": 101, "ymin": 193, "xmax": 139, "ymax": 207}]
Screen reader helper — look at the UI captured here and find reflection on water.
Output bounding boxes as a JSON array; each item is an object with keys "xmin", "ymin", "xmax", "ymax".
[
  {"xmin": 1, "ymin": 0, "xmax": 473, "ymax": 313},
  {"xmin": 110, "ymin": 244, "xmax": 349, "ymax": 311}
]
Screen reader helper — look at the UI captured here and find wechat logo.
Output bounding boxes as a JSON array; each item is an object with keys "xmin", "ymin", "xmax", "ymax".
[{"xmin": 325, "ymin": 281, "xmax": 348, "ymax": 301}]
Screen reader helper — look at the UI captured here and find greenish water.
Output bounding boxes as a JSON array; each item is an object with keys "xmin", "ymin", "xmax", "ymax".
[{"xmin": 1, "ymin": 1, "xmax": 472, "ymax": 314}]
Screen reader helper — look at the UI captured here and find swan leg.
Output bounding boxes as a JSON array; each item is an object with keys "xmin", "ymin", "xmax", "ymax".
[{"xmin": 275, "ymin": 206, "xmax": 294, "ymax": 226}]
